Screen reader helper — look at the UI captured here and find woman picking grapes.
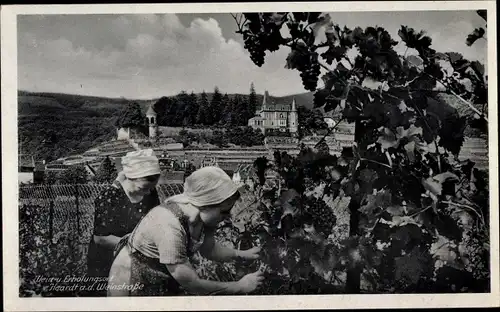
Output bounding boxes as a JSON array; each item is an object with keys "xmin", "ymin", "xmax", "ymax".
[
  {"xmin": 84, "ymin": 149, "xmax": 161, "ymax": 296},
  {"xmin": 107, "ymin": 166, "xmax": 264, "ymax": 296}
]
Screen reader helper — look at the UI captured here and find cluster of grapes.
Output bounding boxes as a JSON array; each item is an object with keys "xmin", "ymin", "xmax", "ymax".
[
  {"xmin": 305, "ymin": 197, "xmax": 337, "ymax": 236},
  {"xmin": 243, "ymin": 32, "xmax": 266, "ymax": 67},
  {"xmin": 298, "ymin": 53, "xmax": 321, "ymax": 91},
  {"xmin": 465, "ymin": 230, "xmax": 489, "ymax": 281}
]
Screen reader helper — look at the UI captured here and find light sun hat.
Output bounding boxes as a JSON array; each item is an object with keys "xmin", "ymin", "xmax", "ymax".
[
  {"xmin": 121, "ymin": 149, "xmax": 161, "ymax": 179},
  {"xmin": 166, "ymin": 166, "xmax": 240, "ymax": 208}
]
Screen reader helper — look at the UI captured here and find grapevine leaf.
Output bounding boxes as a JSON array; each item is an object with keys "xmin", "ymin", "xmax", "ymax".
[
  {"xmin": 438, "ymin": 115, "xmax": 467, "ymax": 156},
  {"xmin": 446, "ymin": 52, "xmax": 464, "ymax": 64},
  {"xmin": 390, "ymin": 216, "xmax": 421, "ymax": 227},
  {"xmin": 469, "ymin": 60, "xmax": 486, "ymax": 82},
  {"xmin": 377, "ymin": 127, "xmax": 398, "ymax": 150},
  {"xmin": 310, "ymin": 248, "xmax": 339, "ymax": 278},
  {"xmin": 359, "ymin": 168, "xmax": 378, "ymax": 184},
  {"xmin": 324, "ymin": 22, "xmax": 340, "ymax": 45},
  {"xmin": 477, "ymin": 10, "xmax": 487, "ymax": 21},
  {"xmin": 307, "ymin": 12, "xmax": 322, "ymax": 24},
  {"xmin": 466, "ymin": 27, "xmax": 485, "ymax": 46},
  {"xmin": 404, "ymin": 141, "xmax": 416, "ymax": 163},
  {"xmin": 394, "ymin": 247, "xmax": 425, "ymax": 286},
  {"xmin": 292, "ymin": 12, "xmax": 307, "ymax": 22},
  {"xmin": 278, "ymin": 213, "xmax": 294, "ymax": 235},
  {"xmin": 430, "ymin": 234, "xmax": 457, "ymax": 263},
  {"xmin": 303, "ymin": 224, "xmax": 325, "ymax": 244},
  {"xmin": 279, "ymin": 189, "xmax": 301, "ymax": 218},
  {"xmin": 360, "ymin": 189, "xmax": 392, "ymax": 216},
  {"xmin": 285, "ymin": 42, "xmax": 308, "ymax": 70},
  {"xmin": 386, "ymin": 205, "xmax": 405, "ymax": 217},
  {"xmin": 377, "ymin": 125, "xmax": 423, "ymax": 151},
  {"xmin": 435, "ymin": 214, "xmax": 464, "ymax": 242},
  {"xmin": 321, "ymin": 46, "xmax": 348, "ymax": 65},
  {"xmin": 422, "ymin": 172, "xmax": 459, "ymax": 196},
  {"xmin": 389, "ymin": 224, "xmax": 423, "ymax": 253},
  {"xmin": 313, "ymin": 89, "xmax": 329, "ymax": 108}
]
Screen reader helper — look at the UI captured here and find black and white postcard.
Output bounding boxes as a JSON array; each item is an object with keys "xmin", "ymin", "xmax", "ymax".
[{"xmin": 2, "ymin": 1, "xmax": 498, "ymax": 311}]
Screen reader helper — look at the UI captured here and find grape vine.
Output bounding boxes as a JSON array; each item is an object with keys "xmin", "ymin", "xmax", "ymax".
[{"xmin": 231, "ymin": 12, "xmax": 490, "ymax": 294}]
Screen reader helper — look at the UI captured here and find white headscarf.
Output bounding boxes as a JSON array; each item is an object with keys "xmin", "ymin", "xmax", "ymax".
[
  {"xmin": 120, "ymin": 149, "xmax": 161, "ymax": 179},
  {"xmin": 166, "ymin": 166, "xmax": 239, "ymax": 208}
]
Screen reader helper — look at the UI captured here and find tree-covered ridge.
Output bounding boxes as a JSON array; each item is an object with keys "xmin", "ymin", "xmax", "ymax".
[{"xmin": 17, "ymin": 88, "xmax": 313, "ymax": 161}]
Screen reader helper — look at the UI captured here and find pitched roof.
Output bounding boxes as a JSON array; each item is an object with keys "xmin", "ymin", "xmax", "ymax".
[{"xmin": 146, "ymin": 104, "xmax": 156, "ymax": 116}]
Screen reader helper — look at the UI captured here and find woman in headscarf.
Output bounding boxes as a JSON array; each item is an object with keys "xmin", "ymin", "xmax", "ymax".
[
  {"xmin": 84, "ymin": 149, "xmax": 161, "ymax": 296},
  {"xmin": 107, "ymin": 166, "xmax": 263, "ymax": 296}
]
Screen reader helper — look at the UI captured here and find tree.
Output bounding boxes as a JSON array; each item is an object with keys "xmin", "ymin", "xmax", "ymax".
[
  {"xmin": 230, "ymin": 95, "xmax": 247, "ymax": 126},
  {"xmin": 211, "ymin": 129, "xmax": 230, "ymax": 147},
  {"xmin": 95, "ymin": 157, "xmax": 117, "ymax": 183},
  {"xmin": 176, "ymin": 91, "xmax": 190, "ymax": 127},
  {"xmin": 115, "ymin": 102, "xmax": 145, "ymax": 130},
  {"xmin": 297, "ymin": 106, "xmax": 328, "ymax": 138},
  {"xmin": 211, "ymin": 87, "xmax": 223, "ymax": 125},
  {"xmin": 248, "ymin": 82, "xmax": 258, "ymax": 118},
  {"xmin": 188, "ymin": 92, "xmax": 199, "ymax": 125},
  {"xmin": 220, "ymin": 93, "xmax": 231, "ymax": 125},
  {"xmin": 197, "ymin": 91, "xmax": 211, "ymax": 125},
  {"xmin": 153, "ymin": 97, "xmax": 171, "ymax": 126},
  {"xmin": 232, "ymin": 12, "xmax": 489, "ymax": 294}
]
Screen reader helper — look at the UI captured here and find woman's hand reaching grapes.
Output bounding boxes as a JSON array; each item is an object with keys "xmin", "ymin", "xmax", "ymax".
[{"xmin": 236, "ymin": 271, "xmax": 264, "ymax": 294}]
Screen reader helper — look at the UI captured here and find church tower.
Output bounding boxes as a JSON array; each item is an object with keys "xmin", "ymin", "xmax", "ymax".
[
  {"xmin": 146, "ymin": 103, "xmax": 158, "ymax": 139},
  {"xmin": 288, "ymin": 97, "xmax": 298, "ymax": 134}
]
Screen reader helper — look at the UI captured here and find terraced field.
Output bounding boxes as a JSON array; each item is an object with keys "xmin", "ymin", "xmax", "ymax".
[{"xmin": 459, "ymin": 137, "xmax": 489, "ymax": 170}]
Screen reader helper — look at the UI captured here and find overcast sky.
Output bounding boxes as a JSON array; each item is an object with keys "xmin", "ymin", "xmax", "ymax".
[{"xmin": 17, "ymin": 11, "xmax": 486, "ymax": 99}]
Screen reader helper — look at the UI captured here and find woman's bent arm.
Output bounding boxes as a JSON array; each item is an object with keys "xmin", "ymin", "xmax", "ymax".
[
  {"xmin": 199, "ymin": 230, "xmax": 241, "ymax": 262},
  {"xmin": 167, "ymin": 262, "xmax": 241, "ymax": 295}
]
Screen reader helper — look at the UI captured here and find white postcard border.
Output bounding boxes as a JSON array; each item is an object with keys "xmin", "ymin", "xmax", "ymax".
[{"xmin": 2, "ymin": 1, "xmax": 498, "ymax": 311}]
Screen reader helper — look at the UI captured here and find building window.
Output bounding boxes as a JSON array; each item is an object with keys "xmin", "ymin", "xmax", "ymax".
[
  {"xmin": 280, "ymin": 113, "xmax": 284, "ymax": 118},
  {"xmin": 151, "ymin": 117, "xmax": 155, "ymax": 124}
]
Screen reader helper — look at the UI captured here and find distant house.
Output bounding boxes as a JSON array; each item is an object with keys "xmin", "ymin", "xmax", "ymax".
[
  {"xmin": 248, "ymin": 91, "xmax": 298, "ymax": 135},
  {"xmin": 18, "ymin": 154, "xmax": 35, "ymax": 184},
  {"xmin": 200, "ymin": 156, "xmax": 218, "ymax": 168}
]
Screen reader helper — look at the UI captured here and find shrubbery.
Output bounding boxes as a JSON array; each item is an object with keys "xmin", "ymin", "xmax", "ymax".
[{"xmin": 175, "ymin": 126, "xmax": 265, "ymax": 148}]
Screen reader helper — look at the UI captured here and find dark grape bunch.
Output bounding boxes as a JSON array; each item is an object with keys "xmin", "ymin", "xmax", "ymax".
[
  {"xmin": 305, "ymin": 197, "xmax": 337, "ymax": 236},
  {"xmin": 243, "ymin": 32, "xmax": 266, "ymax": 67},
  {"xmin": 300, "ymin": 61, "xmax": 321, "ymax": 91},
  {"xmin": 295, "ymin": 52, "xmax": 321, "ymax": 91},
  {"xmin": 464, "ymin": 229, "xmax": 489, "ymax": 281}
]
